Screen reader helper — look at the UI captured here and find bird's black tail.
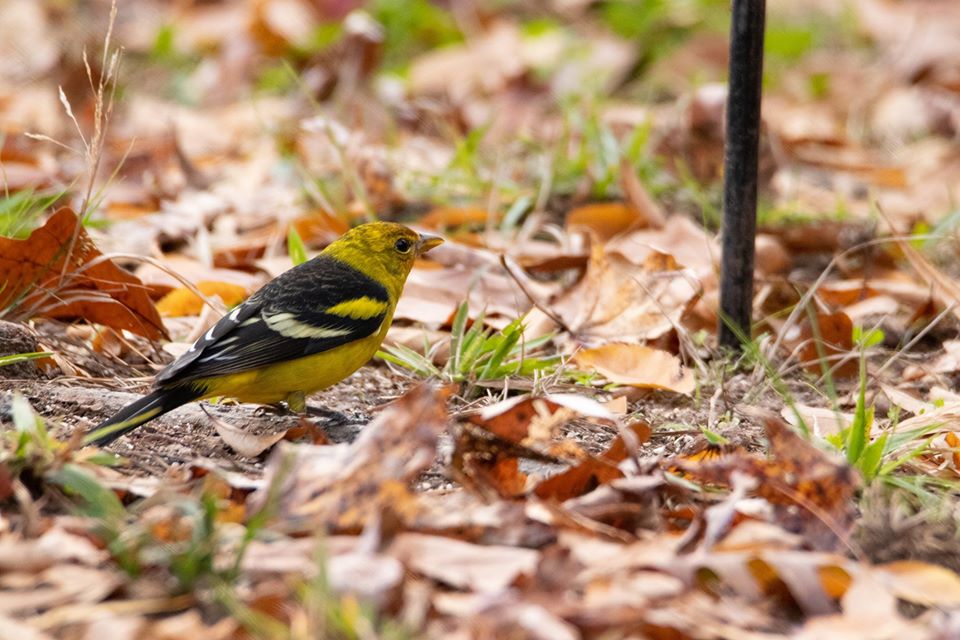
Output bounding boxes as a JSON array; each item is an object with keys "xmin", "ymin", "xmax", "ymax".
[{"xmin": 83, "ymin": 386, "xmax": 199, "ymax": 447}]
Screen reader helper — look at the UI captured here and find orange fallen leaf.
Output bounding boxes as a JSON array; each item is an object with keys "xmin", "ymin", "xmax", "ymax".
[
  {"xmin": 156, "ymin": 281, "xmax": 250, "ymax": 317},
  {"xmin": 818, "ymin": 563, "xmax": 854, "ymax": 599},
  {"xmin": 566, "ymin": 202, "xmax": 643, "ymax": 241},
  {"xmin": 91, "ymin": 327, "xmax": 130, "ymax": 358},
  {"xmin": 573, "ymin": 344, "xmax": 695, "ymax": 394},
  {"xmin": 0, "ymin": 208, "xmax": 167, "ymax": 340},
  {"xmin": 534, "ymin": 422, "xmax": 651, "ymax": 502},
  {"xmin": 468, "ymin": 394, "xmax": 615, "ymax": 445},
  {"xmin": 947, "ymin": 432, "xmax": 960, "ymax": 469},
  {"xmin": 455, "ymin": 394, "xmax": 619, "ymax": 499}
]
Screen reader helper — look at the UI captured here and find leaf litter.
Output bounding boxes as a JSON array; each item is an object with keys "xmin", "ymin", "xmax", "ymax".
[{"xmin": 1, "ymin": 0, "xmax": 960, "ymax": 638}]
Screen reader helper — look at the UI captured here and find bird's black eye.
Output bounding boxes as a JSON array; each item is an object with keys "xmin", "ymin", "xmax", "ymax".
[{"xmin": 395, "ymin": 238, "xmax": 412, "ymax": 253}]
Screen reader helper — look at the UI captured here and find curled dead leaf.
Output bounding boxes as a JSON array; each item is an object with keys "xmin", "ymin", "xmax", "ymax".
[
  {"xmin": 203, "ymin": 406, "xmax": 288, "ymax": 457},
  {"xmin": 454, "ymin": 394, "xmax": 620, "ymax": 498},
  {"xmin": 549, "ymin": 240, "xmax": 701, "ymax": 345}
]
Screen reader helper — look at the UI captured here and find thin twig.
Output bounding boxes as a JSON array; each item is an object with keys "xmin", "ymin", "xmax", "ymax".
[{"xmin": 499, "ymin": 253, "xmax": 573, "ymax": 334}]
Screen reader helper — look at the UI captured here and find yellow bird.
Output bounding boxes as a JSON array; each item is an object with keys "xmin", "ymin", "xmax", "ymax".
[{"xmin": 85, "ymin": 222, "xmax": 442, "ymax": 447}]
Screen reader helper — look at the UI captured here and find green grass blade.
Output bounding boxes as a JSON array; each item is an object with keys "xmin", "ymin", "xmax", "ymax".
[
  {"xmin": 287, "ymin": 226, "xmax": 308, "ymax": 266},
  {"xmin": 479, "ymin": 328, "xmax": 521, "ymax": 380},
  {"xmin": 0, "ymin": 351, "xmax": 53, "ymax": 368},
  {"xmin": 47, "ymin": 463, "xmax": 126, "ymax": 522},
  {"xmin": 449, "ymin": 300, "xmax": 470, "ymax": 373}
]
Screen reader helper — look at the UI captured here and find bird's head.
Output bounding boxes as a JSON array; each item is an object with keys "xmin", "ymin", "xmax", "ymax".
[{"xmin": 324, "ymin": 222, "xmax": 443, "ymax": 296}]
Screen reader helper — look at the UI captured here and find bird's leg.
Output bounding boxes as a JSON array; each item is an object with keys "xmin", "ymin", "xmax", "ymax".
[
  {"xmin": 285, "ymin": 390, "xmax": 307, "ymax": 415},
  {"xmin": 283, "ymin": 390, "xmax": 350, "ymax": 425}
]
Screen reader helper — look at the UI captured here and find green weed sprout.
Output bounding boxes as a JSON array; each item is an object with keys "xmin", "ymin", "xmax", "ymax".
[{"xmin": 378, "ymin": 301, "xmax": 559, "ymax": 394}]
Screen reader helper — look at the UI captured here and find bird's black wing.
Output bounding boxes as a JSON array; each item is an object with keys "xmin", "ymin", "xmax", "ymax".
[{"xmin": 156, "ymin": 256, "xmax": 390, "ymax": 386}]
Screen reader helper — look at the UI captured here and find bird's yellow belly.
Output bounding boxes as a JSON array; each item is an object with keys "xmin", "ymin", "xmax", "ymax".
[{"xmin": 197, "ymin": 333, "xmax": 382, "ymax": 404}]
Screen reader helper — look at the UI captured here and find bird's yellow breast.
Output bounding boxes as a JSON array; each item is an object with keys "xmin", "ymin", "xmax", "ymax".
[{"xmin": 196, "ymin": 325, "xmax": 387, "ymax": 405}]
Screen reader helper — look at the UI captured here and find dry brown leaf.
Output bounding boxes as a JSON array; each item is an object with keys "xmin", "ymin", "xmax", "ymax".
[
  {"xmin": 879, "ymin": 384, "xmax": 930, "ymax": 415},
  {"xmin": 211, "ymin": 227, "xmax": 275, "ymax": 270},
  {"xmin": 883, "ymin": 214, "xmax": 960, "ymax": 324},
  {"xmin": 947, "ymin": 432, "xmax": 960, "ymax": 470},
  {"xmin": 0, "ymin": 208, "xmax": 167, "ymax": 340},
  {"xmin": 290, "ymin": 211, "xmax": 350, "ymax": 247},
  {"xmin": 0, "ymin": 564, "xmax": 124, "ymax": 615},
  {"xmin": 792, "ymin": 144, "xmax": 907, "ymax": 188},
  {"xmin": 250, "ymin": 0, "xmax": 321, "ymax": 55},
  {"xmin": 675, "ymin": 412, "xmax": 858, "ymax": 549},
  {"xmin": 549, "ymin": 240, "xmax": 700, "ymax": 345},
  {"xmin": 573, "ymin": 343, "xmax": 695, "ymax": 394},
  {"xmin": 389, "ymin": 532, "xmax": 539, "ymax": 592},
  {"xmin": 135, "ymin": 256, "xmax": 265, "ymax": 298},
  {"xmin": 0, "ymin": 614, "xmax": 54, "ymax": 640},
  {"xmin": 780, "ymin": 309, "xmax": 857, "ymax": 378},
  {"xmin": 469, "ymin": 394, "xmax": 616, "ymax": 446},
  {"xmin": 453, "ymin": 394, "xmax": 620, "ymax": 498},
  {"xmin": 155, "ymin": 281, "xmax": 249, "ymax": 317},
  {"xmin": 144, "ymin": 610, "xmax": 237, "ymax": 640},
  {"xmin": 409, "ymin": 22, "xmax": 527, "ymax": 97},
  {"xmin": 396, "ymin": 254, "xmax": 527, "ymax": 327},
  {"xmin": 817, "ymin": 276, "xmax": 928, "ymax": 309},
  {"xmin": 606, "ymin": 215, "xmax": 718, "ymax": 276},
  {"xmin": 754, "ymin": 234, "xmax": 792, "ymax": 274},
  {"xmin": 0, "ymin": 527, "xmax": 106, "ymax": 573},
  {"xmin": 251, "ymin": 384, "xmax": 449, "ymax": 532}
]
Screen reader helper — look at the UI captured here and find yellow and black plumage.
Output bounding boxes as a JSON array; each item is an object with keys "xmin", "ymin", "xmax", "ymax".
[{"xmin": 85, "ymin": 222, "xmax": 442, "ymax": 447}]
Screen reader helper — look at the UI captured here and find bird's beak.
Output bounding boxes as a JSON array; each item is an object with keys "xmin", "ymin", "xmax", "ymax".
[{"xmin": 416, "ymin": 232, "xmax": 443, "ymax": 256}]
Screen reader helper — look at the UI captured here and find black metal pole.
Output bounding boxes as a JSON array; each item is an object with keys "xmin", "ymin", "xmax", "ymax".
[{"xmin": 718, "ymin": 0, "xmax": 766, "ymax": 350}]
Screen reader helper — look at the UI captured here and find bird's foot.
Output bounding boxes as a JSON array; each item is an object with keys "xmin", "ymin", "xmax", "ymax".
[
  {"xmin": 253, "ymin": 403, "xmax": 288, "ymax": 417},
  {"xmin": 305, "ymin": 405, "xmax": 351, "ymax": 426}
]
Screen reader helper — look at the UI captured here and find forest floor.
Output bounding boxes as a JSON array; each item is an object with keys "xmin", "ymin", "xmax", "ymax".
[{"xmin": 2, "ymin": 0, "xmax": 960, "ymax": 638}]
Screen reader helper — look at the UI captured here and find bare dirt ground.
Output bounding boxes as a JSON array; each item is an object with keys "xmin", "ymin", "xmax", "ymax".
[{"xmin": 1, "ymin": 365, "xmax": 407, "ymax": 475}]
